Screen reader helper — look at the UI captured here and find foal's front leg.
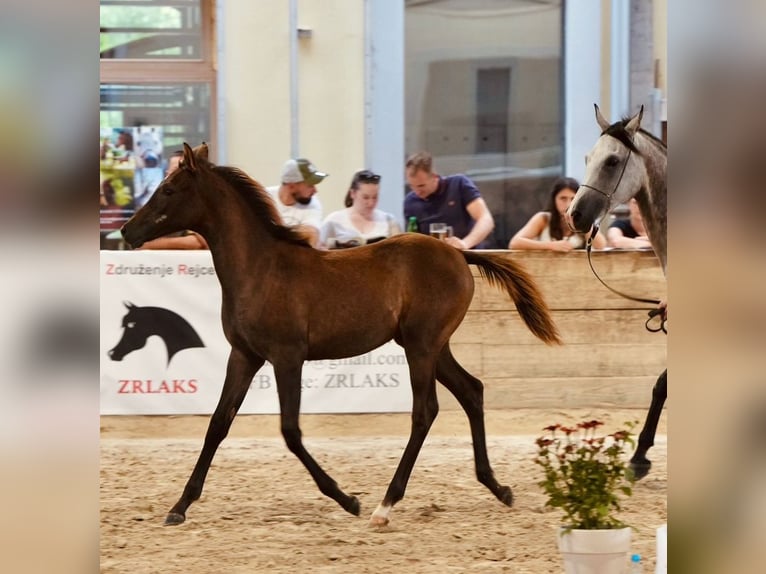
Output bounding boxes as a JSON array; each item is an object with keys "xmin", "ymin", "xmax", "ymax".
[
  {"xmin": 165, "ymin": 348, "xmax": 263, "ymax": 525},
  {"xmin": 273, "ymin": 362, "xmax": 360, "ymax": 516}
]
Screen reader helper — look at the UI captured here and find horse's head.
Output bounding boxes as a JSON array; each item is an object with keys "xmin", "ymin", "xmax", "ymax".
[
  {"xmin": 108, "ymin": 302, "xmax": 150, "ymax": 361},
  {"xmin": 121, "ymin": 143, "xmax": 211, "ymax": 249},
  {"xmin": 567, "ymin": 105, "xmax": 645, "ymax": 234}
]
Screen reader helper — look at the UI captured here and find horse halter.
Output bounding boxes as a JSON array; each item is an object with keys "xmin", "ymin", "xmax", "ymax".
[
  {"xmin": 579, "ymin": 146, "xmax": 633, "ymax": 238},
  {"xmin": 582, "ymin": 141, "xmax": 666, "ymax": 334}
]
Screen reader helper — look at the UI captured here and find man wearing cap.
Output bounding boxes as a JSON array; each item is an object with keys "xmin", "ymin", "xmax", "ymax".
[{"xmin": 266, "ymin": 158, "xmax": 328, "ymax": 247}]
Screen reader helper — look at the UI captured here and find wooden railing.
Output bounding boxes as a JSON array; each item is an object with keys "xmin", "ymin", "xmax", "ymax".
[{"xmin": 444, "ymin": 249, "xmax": 667, "ymax": 410}]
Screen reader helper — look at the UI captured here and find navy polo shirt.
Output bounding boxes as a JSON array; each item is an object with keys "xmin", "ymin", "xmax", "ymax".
[{"xmin": 403, "ymin": 174, "xmax": 491, "ymax": 248}]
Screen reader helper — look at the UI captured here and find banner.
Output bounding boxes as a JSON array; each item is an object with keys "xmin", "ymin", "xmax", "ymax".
[{"xmin": 100, "ymin": 251, "xmax": 413, "ymax": 415}]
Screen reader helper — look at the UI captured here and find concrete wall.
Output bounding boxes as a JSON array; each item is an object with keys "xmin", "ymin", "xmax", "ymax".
[{"xmin": 222, "ymin": 0, "xmax": 366, "ymax": 213}]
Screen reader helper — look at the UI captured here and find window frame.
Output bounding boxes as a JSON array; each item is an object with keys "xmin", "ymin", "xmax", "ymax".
[{"xmin": 99, "ymin": 0, "xmax": 217, "ymax": 150}]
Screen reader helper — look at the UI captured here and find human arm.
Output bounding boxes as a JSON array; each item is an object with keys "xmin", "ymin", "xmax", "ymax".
[
  {"xmin": 296, "ymin": 225, "xmax": 320, "ymax": 248},
  {"xmin": 606, "ymin": 226, "xmax": 652, "ymax": 249},
  {"xmin": 445, "ymin": 197, "xmax": 494, "ymax": 249},
  {"xmin": 387, "ymin": 213, "xmax": 402, "ymax": 236},
  {"xmin": 509, "ymin": 213, "xmax": 574, "ymax": 252},
  {"xmin": 586, "ymin": 226, "xmax": 608, "ymax": 249},
  {"xmin": 137, "ymin": 231, "xmax": 208, "ymax": 250},
  {"xmin": 318, "ymin": 218, "xmax": 334, "ymax": 249},
  {"xmin": 299, "ymin": 198, "xmax": 323, "ymax": 248}
]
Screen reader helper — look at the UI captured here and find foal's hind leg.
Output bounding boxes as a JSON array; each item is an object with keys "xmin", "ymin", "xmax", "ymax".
[
  {"xmin": 370, "ymin": 350, "xmax": 440, "ymax": 527},
  {"xmin": 165, "ymin": 348, "xmax": 263, "ymax": 525},
  {"xmin": 629, "ymin": 369, "xmax": 667, "ymax": 480},
  {"xmin": 435, "ymin": 343, "xmax": 513, "ymax": 506},
  {"xmin": 272, "ymin": 362, "xmax": 360, "ymax": 516}
]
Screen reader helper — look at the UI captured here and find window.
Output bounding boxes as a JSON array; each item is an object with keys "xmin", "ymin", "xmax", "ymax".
[
  {"xmin": 99, "ymin": 0, "xmax": 216, "ymax": 246},
  {"xmin": 405, "ymin": 0, "xmax": 563, "ymax": 247}
]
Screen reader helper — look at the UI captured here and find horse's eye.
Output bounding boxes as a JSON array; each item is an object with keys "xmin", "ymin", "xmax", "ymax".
[
  {"xmin": 605, "ymin": 155, "xmax": 620, "ymax": 167},
  {"xmin": 162, "ymin": 186, "xmax": 174, "ymax": 196},
  {"xmin": 126, "ymin": 322, "xmax": 136, "ymax": 329}
]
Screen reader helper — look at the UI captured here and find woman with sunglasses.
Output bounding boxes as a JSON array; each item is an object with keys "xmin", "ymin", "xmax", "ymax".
[{"xmin": 320, "ymin": 170, "xmax": 402, "ymax": 249}]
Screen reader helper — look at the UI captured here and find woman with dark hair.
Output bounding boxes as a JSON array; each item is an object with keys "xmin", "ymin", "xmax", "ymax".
[
  {"xmin": 320, "ymin": 170, "xmax": 401, "ymax": 248},
  {"xmin": 508, "ymin": 177, "xmax": 606, "ymax": 251}
]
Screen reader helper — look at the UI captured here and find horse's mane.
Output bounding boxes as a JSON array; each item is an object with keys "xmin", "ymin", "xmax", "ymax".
[
  {"xmin": 211, "ymin": 165, "xmax": 312, "ymax": 247},
  {"xmin": 602, "ymin": 117, "xmax": 667, "ymax": 156}
]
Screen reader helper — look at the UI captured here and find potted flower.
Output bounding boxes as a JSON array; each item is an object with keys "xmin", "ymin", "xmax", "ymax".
[{"xmin": 534, "ymin": 419, "xmax": 637, "ymax": 574}]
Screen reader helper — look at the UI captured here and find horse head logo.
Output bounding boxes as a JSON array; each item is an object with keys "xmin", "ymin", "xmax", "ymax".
[{"xmin": 108, "ymin": 302, "xmax": 205, "ymax": 366}]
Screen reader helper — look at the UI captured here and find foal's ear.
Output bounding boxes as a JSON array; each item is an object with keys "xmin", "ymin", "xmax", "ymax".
[
  {"xmin": 625, "ymin": 105, "xmax": 644, "ymax": 135},
  {"xmin": 182, "ymin": 142, "xmax": 198, "ymax": 172},
  {"xmin": 193, "ymin": 142, "xmax": 209, "ymax": 162},
  {"xmin": 594, "ymin": 103, "xmax": 610, "ymax": 132}
]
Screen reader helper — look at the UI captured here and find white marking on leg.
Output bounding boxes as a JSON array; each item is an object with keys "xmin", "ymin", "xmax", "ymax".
[{"xmin": 368, "ymin": 503, "xmax": 391, "ymax": 527}]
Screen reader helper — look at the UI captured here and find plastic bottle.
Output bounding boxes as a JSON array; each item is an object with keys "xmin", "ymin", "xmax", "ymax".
[
  {"xmin": 629, "ymin": 553, "xmax": 643, "ymax": 573},
  {"xmin": 406, "ymin": 216, "xmax": 419, "ymax": 233}
]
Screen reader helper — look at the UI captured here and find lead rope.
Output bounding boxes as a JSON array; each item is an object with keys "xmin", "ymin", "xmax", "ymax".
[
  {"xmin": 586, "ymin": 237, "xmax": 666, "ymax": 333},
  {"xmin": 578, "ymin": 142, "xmax": 666, "ymax": 334}
]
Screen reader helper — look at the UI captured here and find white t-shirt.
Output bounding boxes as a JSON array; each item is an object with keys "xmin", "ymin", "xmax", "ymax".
[
  {"xmin": 320, "ymin": 208, "xmax": 399, "ymax": 247},
  {"xmin": 537, "ymin": 212, "xmax": 585, "ymax": 248},
  {"xmin": 266, "ymin": 185, "xmax": 323, "ymax": 230}
]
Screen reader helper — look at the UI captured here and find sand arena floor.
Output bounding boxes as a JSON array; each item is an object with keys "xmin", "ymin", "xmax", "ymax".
[{"xmin": 100, "ymin": 408, "xmax": 667, "ymax": 573}]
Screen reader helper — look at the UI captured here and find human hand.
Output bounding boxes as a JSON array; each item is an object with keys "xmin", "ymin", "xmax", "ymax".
[
  {"xmin": 445, "ymin": 236, "xmax": 467, "ymax": 249},
  {"xmin": 549, "ymin": 239, "xmax": 574, "ymax": 252}
]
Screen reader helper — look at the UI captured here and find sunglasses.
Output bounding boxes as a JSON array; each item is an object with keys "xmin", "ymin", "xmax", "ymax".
[{"xmin": 355, "ymin": 170, "xmax": 381, "ymax": 184}]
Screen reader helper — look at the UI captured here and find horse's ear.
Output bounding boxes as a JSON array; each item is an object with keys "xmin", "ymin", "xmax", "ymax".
[
  {"xmin": 193, "ymin": 142, "xmax": 209, "ymax": 162},
  {"xmin": 123, "ymin": 301, "xmax": 136, "ymax": 309},
  {"xmin": 182, "ymin": 142, "xmax": 198, "ymax": 172},
  {"xmin": 594, "ymin": 104, "xmax": 610, "ymax": 132},
  {"xmin": 625, "ymin": 105, "xmax": 644, "ymax": 135}
]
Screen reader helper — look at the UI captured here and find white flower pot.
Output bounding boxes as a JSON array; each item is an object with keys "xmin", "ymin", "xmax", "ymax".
[
  {"xmin": 656, "ymin": 524, "xmax": 667, "ymax": 573},
  {"xmin": 557, "ymin": 527, "xmax": 632, "ymax": 574}
]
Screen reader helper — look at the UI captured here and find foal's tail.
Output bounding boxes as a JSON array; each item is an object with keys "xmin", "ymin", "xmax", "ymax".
[{"xmin": 462, "ymin": 252, "xmax": 561, "ymax": 345}]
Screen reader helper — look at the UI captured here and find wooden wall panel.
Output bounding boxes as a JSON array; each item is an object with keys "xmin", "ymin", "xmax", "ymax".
[
  {"xmin": 436, "ymin": 375, "xmax": 660, "ymax": 410},
  {"xmin": 441, "ymin": 249, "xmax": 666, "ymax": 410}
]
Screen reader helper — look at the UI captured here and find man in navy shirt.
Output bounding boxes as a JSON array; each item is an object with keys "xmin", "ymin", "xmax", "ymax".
[{"xmin": 404, "ymin": 151, "xmax": 495, "ymax": 249}]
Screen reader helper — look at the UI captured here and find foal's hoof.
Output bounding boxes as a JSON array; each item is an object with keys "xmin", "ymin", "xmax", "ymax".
[
  {"xmin": 343, "ymin": 495, "xmax": 361, "ymax": 516},
  {"xmin": 368, "ymin": 514, "xmax": 389, "ymax": 528},
  {"xmin": 497, "ymin": 485, "xmax": 514, "ymax": 507},
  {"xmin": 164, "ymin": 512, "xmax": 186, "ymax": 526},
  {"xmin": 629, "ymin": 460, "xmax": 652, "ymax": 481}
]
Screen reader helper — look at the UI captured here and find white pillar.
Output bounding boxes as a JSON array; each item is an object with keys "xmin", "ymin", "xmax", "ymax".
[
  {"xmin": 564, "ymin": 0, "xmax": 603, "ymax": 181},
  {"xmin": 365, "ymin": 0, "xmax": 405, "ymax": 226},
  {"xmin": 610, "ymin": 0, "xmax": 631, "ymax": 120},
  {"xmin": 215, "ymin": 0, "xmax": 227, "ymax": 163}
]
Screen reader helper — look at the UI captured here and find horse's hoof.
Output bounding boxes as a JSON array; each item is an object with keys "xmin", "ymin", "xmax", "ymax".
[
  {"xmin": 629, "ymin": 460, "xmax": 652, "ymax": 481},
  {"xmin": 497, "ymin": 485, "xmax": 514, "ymax": 507},
  {"xmin": 164, "ymin": 512, "xmax": 186, "ymax": 526},
  {"xmin": 343, "ymin": 496, "xmax": 361, "ymax": 516},
  {"xmin": 368, "ymin": 514, "xmax": 389, "ymax": 528}
]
